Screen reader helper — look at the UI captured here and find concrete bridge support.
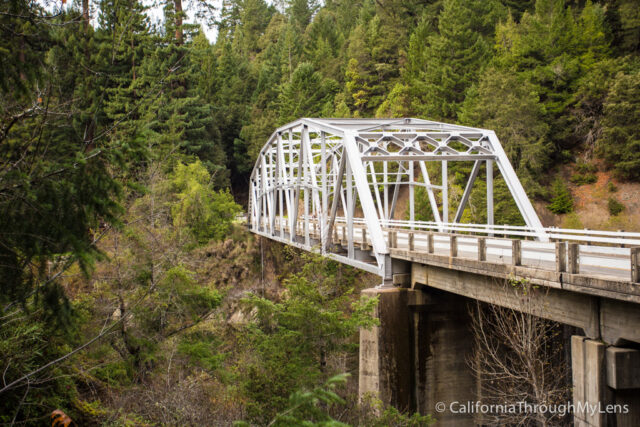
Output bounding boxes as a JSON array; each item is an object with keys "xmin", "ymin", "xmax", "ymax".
[
  {"xmin": 358, "ymin": 287, "xmax": 475, "ymax": 426},
  {"xmin": 572, "ymin": 336, "xmax": 640, "ymax": 427},
  {"xmin": 359, "ymin": 287, "xmax": 640, "ymax": 427}
]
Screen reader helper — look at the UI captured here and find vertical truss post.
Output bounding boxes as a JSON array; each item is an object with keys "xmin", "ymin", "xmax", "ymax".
[
  {"xmin": 487, "ymin": 159, "xmax": 494, "ymax": 235},
  {"xmin": 321, "ymin": 132, "xmax": 328, "ymax": 254},
  {"xmin": 269, "ymin": 150, "xmax": 276, "ymax": 235},
  {"xmin": 276, "ymin": 133, "xmax": 283, "ymax": 237},
  {"xmin": 289, "ymin": 130, "xmax": 296, "ymax": 241},
  {"xmin": 442, "ymin": 159, "xmax": 448, "ymax": 224},
  {"xmin": 409, "ymin": 160, "xmax": 415, "ymax": 229},
  {"xmin": 277, "ymin": 132, "xmax": 293, "ymax": 237},
  {"xmin": 347, "ymin": 154, "xmax": 354, "ymax": 258},
  {"xmin": 303, "ymin": 153, "xmax": 310, "ymax": 246},
  {"xmin": 383, "ymin": 161, "xmax": 389, "ymax": 220},
  {"xmin": 260, "ymin": 155, "xmax": 269, "ymax": 233}
]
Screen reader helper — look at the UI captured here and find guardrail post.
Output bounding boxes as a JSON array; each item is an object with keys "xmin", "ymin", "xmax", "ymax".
[
  {"xmin": 478, "ymin": 237, "xmax": 486, "ymax": 262},
  {"xmin": 556, "ymin": 242, "xmax": 567, "ymax": 272},
  {"xmin": 450, "ymin": 235, "xmax": 458, "ymax": 258},
  {"xmin": 568, "ymin": 243, "xmax": 579, "ymax": 274},
  {"xmin": 512, "ymin": 240, "xmax": 522, "ymax": 266},
  {"xmin": 342, "ymin": 225, "xmax": 346, "ymax": 243},
  {"xmin": 362, "ymin": 229, "xmax": 367, "ymax": 248},
  {"xmin": 408, "ymin": 232, "xmax": 415, "ymax": 251},
  {"xmin": 631, "ymin": 247, "xmax": 640, "ymax": 283},
  {"xmin": 427, "ymin": 233, "xmax": 434, "ymax": 254},
  {"xmin": 388, "ymin": 231, "xmax": 396, "ymax": 249}
]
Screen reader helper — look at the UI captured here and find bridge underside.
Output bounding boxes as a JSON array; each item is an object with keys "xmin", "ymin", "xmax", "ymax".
[{"xmin": 360, "ymin": 285, "xmax": 640, "ymax": 427}]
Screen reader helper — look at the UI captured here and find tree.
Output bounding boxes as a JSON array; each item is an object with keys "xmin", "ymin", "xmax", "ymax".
[
  {"xmin": 470, "ymin": 280, "xmax": 571, "ymax": 426},
  {"xmin": 170, "ymin": 160, "xmax": 241, "ymax": 243},
  {"xmin": 239, "ymin": 253, "xmax": 378, "ymax": 423},
  {"xmin": 416, "ymin": 0, "xmax": 505, "ymax": 120},
  {"xmin": 278, "ymin": 62, "xmax": 337, "ymax": 124},
  {"xmin": 548, "ymin": 178, "xmax": 574, "ymax": 214},
  {"xmin": 140, "ymin": 28, "xmax": 228, "ymax": 184},
  {"xmin": 494, "ymin": 0, "xmax": 610, "ymax": 150},
  {"xmin": 459, "ymin": 70, "xmax": 551, "ymax": 196},
  {"xmin": 599, "ymin": 68, "xmax": 640, "ymax": 180}
]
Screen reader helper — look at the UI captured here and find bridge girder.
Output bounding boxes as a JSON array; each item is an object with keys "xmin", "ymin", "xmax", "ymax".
[{"xmin": 248, "ymin": 118, "xmax": 546, "ymax": 279}]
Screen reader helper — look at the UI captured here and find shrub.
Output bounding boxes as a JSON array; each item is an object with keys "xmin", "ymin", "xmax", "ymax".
[
  {"xmin": 608, "ymin": 197, "xmax": 625, "ymax": 216},
  {"xmin": 570, "ymin": 173, "xmax": 597, "ymax": 185},
  {"xmin": 571, "ymin": 161, "xmax": 598, "ymax": 185},
  {"xmin": 170, "ymin": 161, "xmax": 241, "ymax": 243},
  {"xmin": 548, "ymin": 179, "xmax": 574, "ymax": 214},
  {"xmin": 607, "ymin": 182, "xmax": 618, "ymax": 192}
]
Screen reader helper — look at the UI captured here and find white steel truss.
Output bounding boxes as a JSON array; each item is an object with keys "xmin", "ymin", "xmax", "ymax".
[{"xmin": 248, "ymin": 118, "xmax": 547, "ymax": 279}]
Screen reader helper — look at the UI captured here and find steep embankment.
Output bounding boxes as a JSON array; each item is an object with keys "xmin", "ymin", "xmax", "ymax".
[{"xmin": 536, "ymin": 165, "xmax": 640, "ymax": 231}]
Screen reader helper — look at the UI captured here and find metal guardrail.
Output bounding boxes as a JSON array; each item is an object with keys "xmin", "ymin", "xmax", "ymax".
[{"xmin": 263, "ymin": 216, "xmax": 640, "ymax": 283}]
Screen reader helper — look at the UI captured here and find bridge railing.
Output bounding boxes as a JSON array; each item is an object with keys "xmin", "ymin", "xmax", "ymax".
[{"xmin": 267, "ymin": 215, "xmax": 640, "ymax": 283}]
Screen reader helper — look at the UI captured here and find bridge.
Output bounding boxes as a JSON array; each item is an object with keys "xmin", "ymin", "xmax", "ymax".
[{"xmin": 248, "ymin": 118, "xmax": 640, "ymax": 426}]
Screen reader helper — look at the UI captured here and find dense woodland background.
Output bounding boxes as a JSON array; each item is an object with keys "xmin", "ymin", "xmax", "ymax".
[{"xmin": 1, "ymin": 0, "xmax": 639, "ymax": 424}]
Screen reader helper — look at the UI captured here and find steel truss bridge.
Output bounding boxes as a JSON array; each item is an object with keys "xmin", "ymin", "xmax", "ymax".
[{"xmin": 248, "ymin": 118, "xmax": 640, "ymax": 286}]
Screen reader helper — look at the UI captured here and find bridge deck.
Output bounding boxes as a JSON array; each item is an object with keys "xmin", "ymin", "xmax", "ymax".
[{"xmin": 253, "ymin": 217, "xmax": 640, "ymax": 304}]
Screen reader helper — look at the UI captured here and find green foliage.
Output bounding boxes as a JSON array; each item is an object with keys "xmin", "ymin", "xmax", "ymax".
[
  {"xmin": 178, "ymin": 331, "xmax": 226, "ymax": 372},
  {"xmin": 494, "ymin": 0, "xmax": 610, "ymax": 154},
  {"xmin": 599, "ymin": 67, "xmax": 640, "ymax": 180},
  {"xmin": 0, "ymin": 309, "xmax": 78, "ymax": 423},
  {"xmin": 570, "ymin": 173, "xmax": 597, "ymax": 185},
  {"xmin": 278, "ymin": 62, "xmax": 338, "ymax": 124},
  {"xmin": 570, "ymin": 162, "xmax": 598, "ymax": 185},
  {"xmin": 607, "ymin": 182, "xmax": 618, "ymax": 193},
  {"xmin": 368, "ymin": 405, "xmax": 435, "ymax": 427},
  {"xmin": 236, "ymin": 374, "xmax": 350, "ymax": 427},
  {"xmin": 239, "ymin": 253, "xmax": 378, "ymax": 423},
  {"xmin": 170, "ymin": 161, "xmax": 241, "ymax": 243},
  {"xmin": 459, "ymin": 70, "xmax": 550, "ymax": 196},
  {"xmin": 548, "ymin": 179, "xmax": 574, "ymax": 214},
  {"xmin": 415, "ymin": 0, "xmax": 505, "ymax": 120},
  {"xmin": 607, "ymin": 197, "xmax": 625, "ymax": 216}
]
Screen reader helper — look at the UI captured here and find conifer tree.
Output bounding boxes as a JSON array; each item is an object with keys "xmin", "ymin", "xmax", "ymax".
[
  {"xmin": 417, "ymin": 0, "xmax": 505, "ymax": 121},
  {"xmin": 599, "ymin": 68, "xmax": 640, "ymax": 180},
  {"xmin": 141, "ymin": 7, "xmax": 228, "ymax": 186},
  {"xmin": 277, "ymin": 62, "xmax": 337, "ymax": 124}
]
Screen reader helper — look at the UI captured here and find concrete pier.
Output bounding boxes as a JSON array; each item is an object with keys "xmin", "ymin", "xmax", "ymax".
[
  {"xmin": 571, "ymin": 336, "xmax": 640, "ymax": 426},
  {"xmin": 358, "ymin": 287, "xmax": 475, "ymax": 426}
]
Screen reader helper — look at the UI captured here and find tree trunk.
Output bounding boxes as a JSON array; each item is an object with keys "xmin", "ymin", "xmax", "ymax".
[
  {"xmin": 174, "ymin": 0, "xmax": 183, "ymax": 45},
  {"xmin": 82, "ymin": 0, "xmax": 89, "ymax": 33}
]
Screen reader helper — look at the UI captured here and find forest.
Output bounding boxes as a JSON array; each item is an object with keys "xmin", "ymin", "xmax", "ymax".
[{"xmin": 1, "ymin": 0, "xmax": 639, "ymax": 424}]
